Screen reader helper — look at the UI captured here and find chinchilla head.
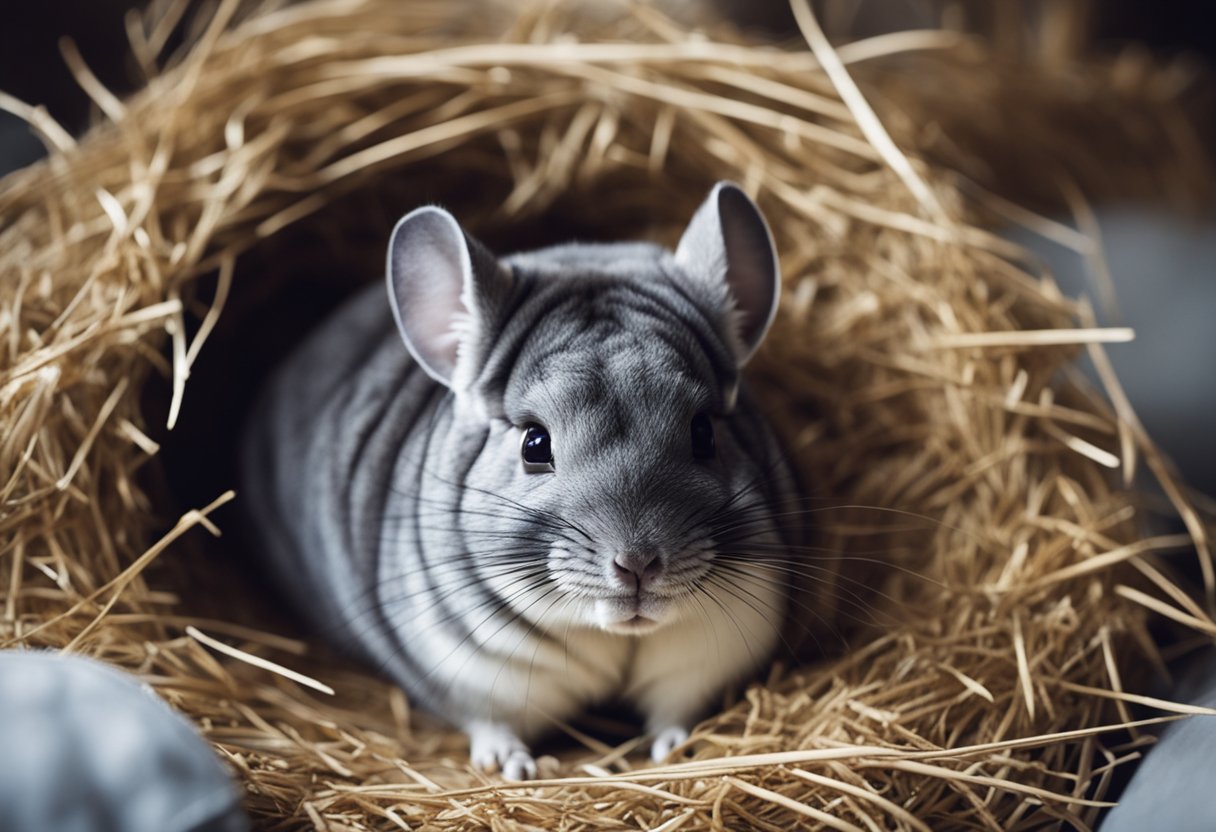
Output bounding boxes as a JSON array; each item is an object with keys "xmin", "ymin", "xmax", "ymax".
[{"xmin": 387, "ymin": 182, "xmax": 789, "ymax": 635}]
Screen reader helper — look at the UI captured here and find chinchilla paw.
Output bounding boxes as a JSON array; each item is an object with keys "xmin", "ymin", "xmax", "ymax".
[
  {"xmin": 650, "ymin": 725, "xmax": 690, "ymax": 762},
  {"xmin": 468, "ymin": 721, "xmax": 537, "ymax": 780}
]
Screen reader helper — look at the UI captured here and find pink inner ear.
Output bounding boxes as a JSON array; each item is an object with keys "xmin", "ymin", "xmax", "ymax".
[{"xmin": 408, "ymin": 275, "xmax": 466, "ymax": 366}]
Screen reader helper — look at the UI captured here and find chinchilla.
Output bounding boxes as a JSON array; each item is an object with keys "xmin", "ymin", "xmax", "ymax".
[{"xmin": 241, "ymin": 182, "xmax": 801, "ymax": 779}]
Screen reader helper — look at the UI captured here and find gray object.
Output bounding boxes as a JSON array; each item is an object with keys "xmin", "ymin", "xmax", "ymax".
[
  {"xmin": 1006, "ymin": 207, "xmax": 1216, "ymax": 496},
  {"xmin": 0, "ymin": 651, "xmax": 247, "ymax": 832},
  {"xmin": 241, "ymin": 182, "xmax": 800, "ymax": 778},
  {"xmin": 1100, "ymin": 652, "xmax": 1216, "ymax": 832}
]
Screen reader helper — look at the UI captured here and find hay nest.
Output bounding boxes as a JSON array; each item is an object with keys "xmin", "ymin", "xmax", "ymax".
[{"xmin": 2, "ymin": 0, "xmax": 1214, "ymax": 828}]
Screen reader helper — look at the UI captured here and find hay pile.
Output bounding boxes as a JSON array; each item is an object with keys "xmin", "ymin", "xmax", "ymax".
[{"xmin": 2, "ymin": 0, "xmax": 1214, "ymax": 828}]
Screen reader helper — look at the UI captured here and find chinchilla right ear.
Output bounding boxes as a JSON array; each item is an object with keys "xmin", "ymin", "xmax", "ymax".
[
  {"xmin": 674, "ymin": 182, "xmax": 781, "ymax": 367},
  {"xmin": 386, "ymin": 206, "xmax": 510, "ymax": 390}
]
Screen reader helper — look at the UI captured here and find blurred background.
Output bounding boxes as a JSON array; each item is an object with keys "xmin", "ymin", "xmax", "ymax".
[{"xmin": 4, "ymin": 0, "xmax": 1216, "ymax": 175}]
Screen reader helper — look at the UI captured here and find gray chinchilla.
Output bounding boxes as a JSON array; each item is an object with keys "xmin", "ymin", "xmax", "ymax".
[{"xmin": 242, "ymin": 182, "xmax": 801, "ymax": 778}]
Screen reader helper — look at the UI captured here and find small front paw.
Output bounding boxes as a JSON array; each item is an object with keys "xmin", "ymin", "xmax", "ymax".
[
  {"xmin": 468, "ymin": 721, "xmax": 538, "ymax": 781},
  {"xmin": 650, "ymin": 725, "xmax": 690, "ymax": 762},
  {"xmin": 500, "ymin": 749, "xmax": 538, "ymax": 781}
]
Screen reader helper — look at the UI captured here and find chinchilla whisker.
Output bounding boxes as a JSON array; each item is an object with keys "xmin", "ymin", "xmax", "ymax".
[
  {"xmin": 707, "ymin": 499, "xmax": 929, "ymax": 529},
  {"xmin": 378, "ymin": 503, "xmax": 574, "ymax": 529},
  {"xmin": 692, "ymin": 578, "xmax": 765, "ymax": 672},
  {"xmin": 711, "ymin": 535, "xmax": 844, "ymax": 555},
  {"xmin": 712, "ymin": 561, "xmax": 897, "ymax": 631},
  {"xmin": 384, "ymin": 526, "xmax": 562, "ymax": 545},
  {"xmin": 493, "ymin": 591, "xmax": 576, "ymax": 717},
  {"xmin": 365, "ymin": 566, "xmax": 553, "ymax": 615},
  {"xmin": 358, "ymin": 549, "xmax": 552, "ymax": 588},
  {"xmin": 335, "ymin": 556, "xmax": 551, "ymax": 618},
  {"xmin": 683, "ymin": 458, "xmax": 798, "ymax": 530},
  {"xmin": 683, "ymin": 589, "xmax": 721, "ymax": 665},
  {"xmin": 665, "ymin": 479, "xmax": 759, "ymax": 539},
  {"xmin": 661, "ymin": 564, "xmax": 711, "ymax": 585},
  {"xmin": 717, "ymin": 540, "xmax": 876, "ymax": 555},
  {"xmin": 551, "ymin": 561, "xmax": 605, "ymax": 577},
  {"xmin": 702, "ymin": 571, "xmax": 841, "ymax": 655},
  {"xmin": 715, "ymin": 551, "xmax": 942, "ymax": 588},
  {"xmin": 422, "ymin": 473, "xmax": 594, "ymax": 542},
  {"xmin": 704, "ymin": 565, "xmax": 826, "ymax": 626},
  {"xmin": 378, "ymin": 515, "xmax": 578, "ymax": 545},
  {"xmin": 382, "ymin": 507, "xmax": 584, "ymax": 547},
  {"xmin": 447, "ymin": 608, "xmax": 555, "ymax": 709},
  {"xmin": 699, "ymin": 571, "xmax": 805, "ymax": 658},
  {"xmin": 683, "ymin": 460, "xmax": 789, "ymax": 522},
  {"xmin": 707, "ymin": 503, "xmax": 848, "ymax": 537},
  {"xmin": 372, "ymin": 575, "xmax": 558, "ymax": 696},
  {"xmin": 324, "ymin": 569, "xmax": 534, "ymax": 630},
  {"xmin": 732, "ymin": 502, "xmax": 991, "ymax": 541},
  {"xmin": 386, "ymin": 482, "xmax": 583, "ymax": 538},
  {"xmin": 713, "ymin": 556, "xmax": 906, "ymax": 614},
  {"xmin": 552, "ymin": 585, "xmax": 601, "ymax": 600},
  {"xmin": 376, "ymin": 557, "xmax": 551, "ymax": 598},
  {"xmin": 338, "ymin": 568, "xmax": 554, "ymax": 644},
  {"xmin": 703, "ymin": 585, "xmax": 786, "ymax": 661},
  {"xmin": 558, "ymin": 596, "xmax": 585, "ymax": 685},
  {"xmin": 430, "ymin": 582, "xmax": 564, "ymax": 697},
  {"xmin": 715, "ymin": 517, "xmax": 934, "ymax": 543}
]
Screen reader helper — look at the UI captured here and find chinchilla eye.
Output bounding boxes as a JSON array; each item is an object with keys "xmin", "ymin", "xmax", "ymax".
[
  {"xmin": 521, "ymin": 424, "xmax": 555, "ymax": 473},
  {"xmin": 690, "ymin": 412, "xmax": 715, "ymax": 460}
]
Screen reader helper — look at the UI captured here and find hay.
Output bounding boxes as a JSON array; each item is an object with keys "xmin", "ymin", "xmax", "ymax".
[{"xmin": 1, "ymin": 0, "xmax": 1214, "ymax": 828}]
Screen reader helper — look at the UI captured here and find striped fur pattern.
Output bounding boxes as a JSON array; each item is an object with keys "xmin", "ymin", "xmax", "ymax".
[{"xmin": 242, "ymin": 183, "xmax": 799, "ymax": 778}]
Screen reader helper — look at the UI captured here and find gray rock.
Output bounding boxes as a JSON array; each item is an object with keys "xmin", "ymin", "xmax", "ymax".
[{"xmin": 0, "ymin": 651, "xmax": 248, "ymax": 832}]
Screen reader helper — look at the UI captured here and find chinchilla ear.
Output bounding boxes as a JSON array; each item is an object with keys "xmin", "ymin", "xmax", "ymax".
[
  {"xmin": 674, "ymin": 182, "xmax": 780, "ymax": 366},
  {"xmin": 386, "ymin": 206, "xmax": 505, "ymax": 388}
]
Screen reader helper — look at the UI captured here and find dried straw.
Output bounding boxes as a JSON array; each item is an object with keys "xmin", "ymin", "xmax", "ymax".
[{"xmin": 1, "ymin": 0, "xmax": 1213, "ymax": 829}]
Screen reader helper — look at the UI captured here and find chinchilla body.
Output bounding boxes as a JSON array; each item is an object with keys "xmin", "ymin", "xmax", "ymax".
[{"xmin": 242, "ymin": 183, "xmax": 800, "ymax": 777}]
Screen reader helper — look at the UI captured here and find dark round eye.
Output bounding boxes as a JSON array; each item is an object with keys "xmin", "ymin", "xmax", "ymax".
[
  {"xmin": 521, "ymin": 424, "xmax": 554, "ymax": 472},
  {"xmin": 691, "ymin": 413, "xmax": 715, "ymax": 460}
]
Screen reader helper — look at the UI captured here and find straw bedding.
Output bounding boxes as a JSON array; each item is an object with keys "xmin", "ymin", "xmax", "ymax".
[{"xmin": 2, "ymin": 0, "xmax": 1214, "ymax": 829}]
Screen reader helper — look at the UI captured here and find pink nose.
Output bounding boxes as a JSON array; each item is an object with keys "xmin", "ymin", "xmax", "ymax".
[{"xmin": 612, "ymin": 551, "xmax": 662, "ymax": 592}]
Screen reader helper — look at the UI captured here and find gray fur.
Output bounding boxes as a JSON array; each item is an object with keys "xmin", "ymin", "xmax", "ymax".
[{"xmin": 241, "ymin": 182, "xmax": 799, "ymax": 777}]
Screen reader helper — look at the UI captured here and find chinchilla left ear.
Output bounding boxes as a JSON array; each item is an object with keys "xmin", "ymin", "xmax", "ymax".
[{"xmin": 674, "ymin": 182, "xmax": 780, "ymax": 366}]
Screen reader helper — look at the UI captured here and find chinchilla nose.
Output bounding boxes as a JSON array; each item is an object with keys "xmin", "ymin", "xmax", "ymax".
[{"xmin": 612, "ymin": 549, "xmax": 662, "ymax": 592}]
